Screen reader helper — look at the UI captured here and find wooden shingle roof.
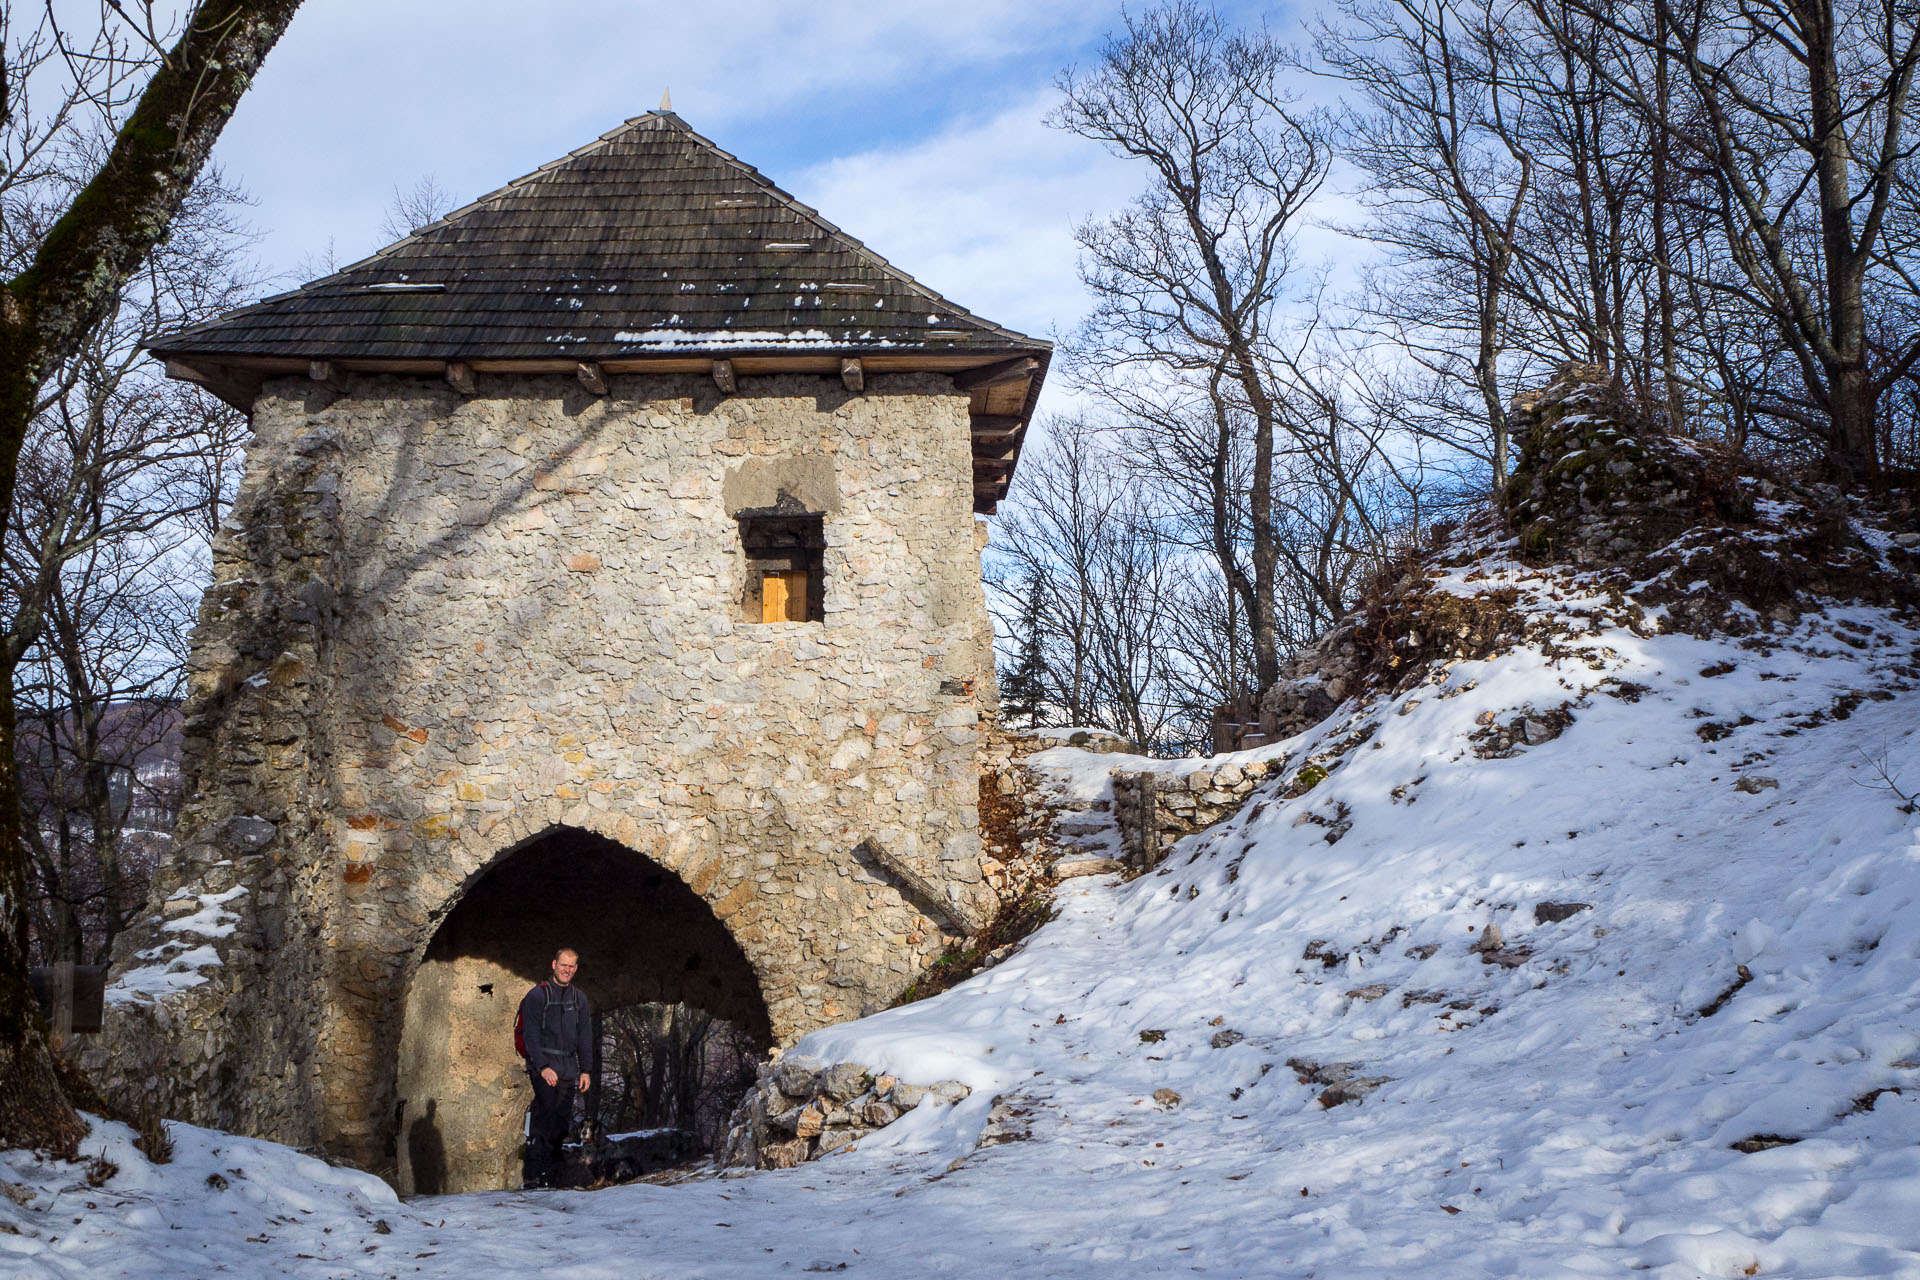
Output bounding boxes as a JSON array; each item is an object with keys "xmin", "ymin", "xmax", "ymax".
[{"xmin": 152, "ymin": 110, "xmax": 1048, "ymax": 511}]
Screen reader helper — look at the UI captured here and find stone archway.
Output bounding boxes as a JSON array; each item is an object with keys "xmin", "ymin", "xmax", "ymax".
[{"xmin": 395, "ymin": 825, "xmax": 772, "ymax": 1195}]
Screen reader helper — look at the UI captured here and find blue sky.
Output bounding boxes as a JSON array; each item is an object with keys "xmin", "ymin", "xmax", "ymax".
[{"xmin": 204, "ymin": 0, "xmax": 1285, "ymax": 351}]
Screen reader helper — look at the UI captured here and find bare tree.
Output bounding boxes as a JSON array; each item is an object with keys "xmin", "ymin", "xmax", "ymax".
[
  {"xmin": 597, "ymin": 1003, "xmax": 761, "ymax": 1151},
  {"xmin": 379, "ymin": 173, "xmax": 456, "ymax": 241},
  {"xmin": 1317, "ymin": 0, "xmax": 1538, "ymax": 497},
  {"xmin": 0, "ymin": 0, "xmax": 303, "ymax": 1151},
  {"xmin": 1053, "ymin": 0, "xmax": 1331, "ymax": 689},
  {"xmin": 990, "ymin": 417, "xmax": 1238, "ymax": 753},
  {"xmin": 988, "ymin": 417, "xmax": 1126, "ymax": 730},
  {"xmin": 1547, "ymin": 0, "xmax": 1920, "ymax": 480}
]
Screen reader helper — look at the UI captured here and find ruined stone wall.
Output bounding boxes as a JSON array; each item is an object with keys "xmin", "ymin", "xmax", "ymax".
[
  {"xmin": 1112, "ymin": 761, "xmax": 1281, "ymax": 871},
  {"xmin": 94, "ymin": 370, "xmax": 1000, "ymax": 1181}
]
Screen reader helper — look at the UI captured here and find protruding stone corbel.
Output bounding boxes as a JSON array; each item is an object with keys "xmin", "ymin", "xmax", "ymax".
[{"xmin": 308, "ymin": 360, "xmax": 348, "ymax": 392}]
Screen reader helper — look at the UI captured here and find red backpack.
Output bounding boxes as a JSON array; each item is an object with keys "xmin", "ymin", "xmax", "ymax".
[
  {"xmin": 515, "ymin": 981, "xmax": 579, "ymax": 1058},
  {"xmin": 513, "ymin": 982, "xmax": 544, "ymax": 1059}
]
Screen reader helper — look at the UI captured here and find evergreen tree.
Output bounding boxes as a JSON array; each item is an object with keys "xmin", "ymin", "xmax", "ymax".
[{"xmin": 1000, "ymin": 578, "xmax": 1050, "ymax": 729}]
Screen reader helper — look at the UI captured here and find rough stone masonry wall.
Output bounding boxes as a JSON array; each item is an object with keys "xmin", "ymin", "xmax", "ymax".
[
  {"xmin": 93, "ymin": 369, "xmax": 1001, "ymax": 1181},
  {"xmin": 1112, "ymin": 760, "xmax": 1281, "ymax": 871}
]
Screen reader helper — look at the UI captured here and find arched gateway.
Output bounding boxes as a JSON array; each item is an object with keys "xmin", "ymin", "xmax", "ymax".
[{"xmin": 90, "ymin": 109, "xmax": 1047, "ymax": 1191}]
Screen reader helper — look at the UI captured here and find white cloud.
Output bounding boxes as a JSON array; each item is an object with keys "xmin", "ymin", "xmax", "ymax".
[
  {"xmin": 208, "ymin": 0, "xmax": 1119, "ymax": 277},
  {"xmin": 785, "ymin": 93, "xmax": 1138, "ymax": 350}
]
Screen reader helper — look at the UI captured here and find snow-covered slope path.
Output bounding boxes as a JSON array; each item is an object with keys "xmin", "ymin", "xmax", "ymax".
[{"xmin": 8, "ymin": 594, "xmax": 1920, "ymax": 1278}]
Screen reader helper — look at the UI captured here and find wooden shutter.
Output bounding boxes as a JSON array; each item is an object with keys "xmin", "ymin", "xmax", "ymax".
[
  {"xmin": 761, "ymin": 571, "xmax": 788, "ymax": 623},
  {"xmin": 762, "ymin": 570, "xmax": 808, "ymax": 623}
]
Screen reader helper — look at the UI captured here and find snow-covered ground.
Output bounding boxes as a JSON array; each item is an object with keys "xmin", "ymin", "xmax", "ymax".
[{"xmin": 8, "ymin": 577, "xmax": 1920, "ymax": 1278}]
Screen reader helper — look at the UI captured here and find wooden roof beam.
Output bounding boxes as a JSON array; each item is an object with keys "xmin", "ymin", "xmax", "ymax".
[
  {"xmin": 576, "ymin": 362, "xmax": 608, "ymax": 395},
  {"xmin": 445, "ymin": 361, "xmax": 476, "ymax": 396},
  {"xmin": 712, "ymin": 359, "xmax": 736, "ymax": 395},
  {"xmin": 841, "ymin": 357, "xmax": 863, "ymax": 393},
  {"xmin": 164, "ymin": 358, "xmax": 260, "ymax": 414},
  {"xmin": 951, "ymin": 356, "xmax": 1038, "ymax": 392},
  {"xmin": 165, "ymin": 358, "xmax": 217, "ymax": 386},
  {"xmin": 308, "ymin": 360, "xmax": 348, "ymax": 392}
]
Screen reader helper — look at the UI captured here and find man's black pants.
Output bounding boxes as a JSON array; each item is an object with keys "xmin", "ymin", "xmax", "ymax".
[{"xmin": 525, "ymin": 1070, "xmax": 574, "ymax": 1187}]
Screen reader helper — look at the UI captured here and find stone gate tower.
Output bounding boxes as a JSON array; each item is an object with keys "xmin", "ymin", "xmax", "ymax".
[{"xmin": 93, "ymin": 110, "xmax": 1047, "ymax": 1193}]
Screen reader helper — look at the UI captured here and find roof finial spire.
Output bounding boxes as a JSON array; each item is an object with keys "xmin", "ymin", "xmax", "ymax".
[{"xmin": 659, "ymin": 88, "xmax": 673, "ymax": 113}]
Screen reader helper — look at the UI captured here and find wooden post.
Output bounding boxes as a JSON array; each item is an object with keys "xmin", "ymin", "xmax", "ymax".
[{"xmin": 49, "ymin": 961, "xmax": 73, "ymax": 1054}]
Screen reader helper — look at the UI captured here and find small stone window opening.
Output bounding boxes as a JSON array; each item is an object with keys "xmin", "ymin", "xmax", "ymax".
[{"xmin": 737, "ymin": 504, "xmax": 824, "ymax": 624}]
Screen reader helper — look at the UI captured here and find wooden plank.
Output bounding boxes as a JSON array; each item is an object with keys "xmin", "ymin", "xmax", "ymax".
[
  {"xmin": 576, "ymin": 362, "xmax": 608, "ymax": 395},
  {"xmin": 761, "ymin": 569, "xmax": 808, "ymax": 622},
  {"xmin": 950, "ymin": 356, "xmax": 1038, "ymax": 391},
  {"xmin": 712, "ymin": 359, "xmax": 736, "ymax": 394},
  {"xmin": 983, "ymin": 381, "xmax": 1029, "ymax": 415},
  {"xmin": 445, "ymin": 361, "xmax": 476, "ymax": 395},
  {"xmin": 729, "ymin": 357, "xmax": 840, "ymax": 375},
  {"xmin": 969, "ymin": 414, "xmax": 1022, "ymax": 436},
  {"xmin": 840, "ymin": 357, "xmax": 864, "ymax": 393}
]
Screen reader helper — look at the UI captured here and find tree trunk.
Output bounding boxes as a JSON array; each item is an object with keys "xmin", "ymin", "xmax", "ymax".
[
  {"xmin": 1802, "ymin": 0, "xmax": 1881, "ymax": 483},
  {"xmin": 1652, "ymin": 36, "xmax": 1683, "ymax": 430},
  {"xmin": 0, "ymin": 0, "xmax": 306, "ymax": 1150},
  {"xmin": 1830, "ymin": 365, "xmax": 1880, "ymax": 482},
  {"xmin": 1206, "ymin": 389, "xmax": 1261, "ymax": 691},
  {"xmin": 0, "ymin": 666, "xmax": 86, "ymax": 1152}
]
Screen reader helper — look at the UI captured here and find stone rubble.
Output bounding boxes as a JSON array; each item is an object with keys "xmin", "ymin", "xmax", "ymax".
[{"xmin": 720, "ymin": 1056, "xmax": 973, "ymax": 1170}]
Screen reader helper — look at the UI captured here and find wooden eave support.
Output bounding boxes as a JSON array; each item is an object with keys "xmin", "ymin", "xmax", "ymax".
[
  {"xmin": 576, "ymin": 362, "xmax": 608, "ymax": 395},
  {"xmin": 972, "ymin": 456, "xmax": 1016, "ymax": 476},
  {"xmin": 972, "ymin": 434, "xmax": 1020, "ymax": 463},
  {"xmin": 951, "ymin": 356, "xmax": 1038, "ymax": 392},
  {"xmin": 308, "ymin": 360, "xmax": 348, "ymax": 391},
  {"xmin": 841, "ymin": 357, "xmax": 864, "ymax": 393},
  {"xmin": 712, "ymin": 359, "xmax": 736, "ymax": 394},
  {"xmin": 157, "ymin": 356, "xmax": 261, "ymax": 413},
  {"xmin": 445, "ymin": 361, "xmax": 476, "ymax": 395},
  {"xmin": 165, "ymin": 358, "xmax": 216, "ymax": 386}
]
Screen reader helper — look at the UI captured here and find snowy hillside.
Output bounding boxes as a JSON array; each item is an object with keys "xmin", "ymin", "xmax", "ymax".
[{"xmin": 8, "ymin": 556, "xmax": 1920, "ymax": 1277}]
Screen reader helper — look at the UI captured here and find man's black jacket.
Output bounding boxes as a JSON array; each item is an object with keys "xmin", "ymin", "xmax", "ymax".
[{"xmin": 519, "ymin": 980, "xmax": 593, "ymax": 1079}]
